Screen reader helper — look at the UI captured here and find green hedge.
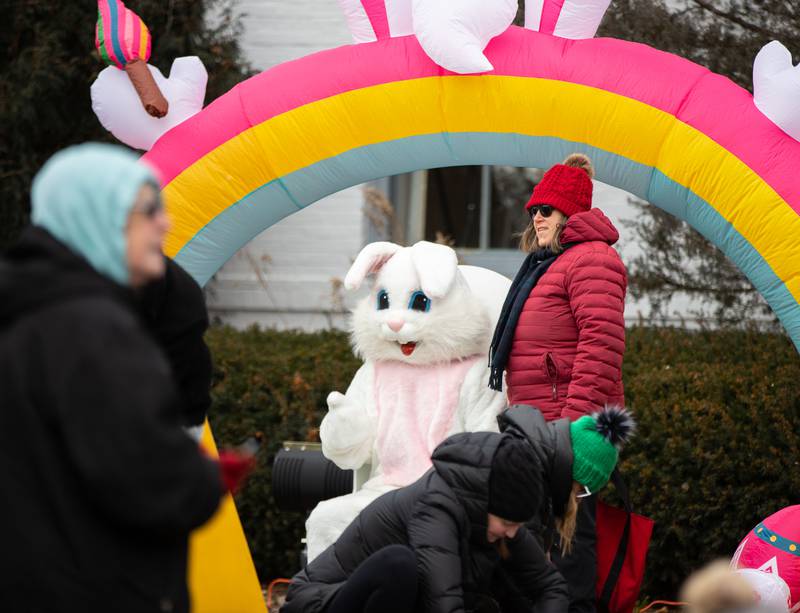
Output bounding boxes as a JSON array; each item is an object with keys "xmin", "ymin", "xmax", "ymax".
[
  {"xmin": 618, "ymin": 327, "xmax": 800, "ymax": 598},
  {"xmin": 206, "ymin": 327, "xmax": 361, "ymax": 579},
  {"xmin": 206, "ymin": 325, "xmax": 800, "ymax": 599}
]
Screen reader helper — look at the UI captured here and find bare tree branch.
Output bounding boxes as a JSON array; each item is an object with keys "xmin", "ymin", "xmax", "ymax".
[{"xmin": 689, "ymin": 0, "xmax": 771, "ymax": 36}]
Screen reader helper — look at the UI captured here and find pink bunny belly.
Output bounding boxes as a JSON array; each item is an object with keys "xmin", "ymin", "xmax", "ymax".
[{"xmin": 374, "ymin": 357, "xmax": 480, "ymax": 486}]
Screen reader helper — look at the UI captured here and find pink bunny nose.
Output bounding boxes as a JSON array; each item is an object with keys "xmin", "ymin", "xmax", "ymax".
[{"xmin": 387, "ymin": 319, "xmax": 405, "ymax": 332}]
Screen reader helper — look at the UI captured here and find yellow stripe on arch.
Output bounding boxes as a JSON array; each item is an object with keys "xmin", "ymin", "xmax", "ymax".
[{"xmin": 163, "ymin": 75, "xmax": 800, "ymax": 304}]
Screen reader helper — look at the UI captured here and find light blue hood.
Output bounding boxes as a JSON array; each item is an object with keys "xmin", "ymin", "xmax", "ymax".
[{"xmin": 31, "ymin": 143, "xmax": 159, "ymax": 286}]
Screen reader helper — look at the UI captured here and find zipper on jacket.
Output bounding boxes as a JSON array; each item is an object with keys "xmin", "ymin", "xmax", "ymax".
[{"xmin": 545, "ymin": 353, "xmax": 558, "ymax": 401}]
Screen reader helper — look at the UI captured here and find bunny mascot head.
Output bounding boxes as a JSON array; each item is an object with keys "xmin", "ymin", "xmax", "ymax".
[{"xmin": 345, "ymin": 241, "xmax": 491, "ymax": 365}]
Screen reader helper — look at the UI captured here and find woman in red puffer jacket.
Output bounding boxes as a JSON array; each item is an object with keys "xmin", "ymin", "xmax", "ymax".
[{"xmin": 488, "ymin": 152, "xmax": 627, "ymax": 613}]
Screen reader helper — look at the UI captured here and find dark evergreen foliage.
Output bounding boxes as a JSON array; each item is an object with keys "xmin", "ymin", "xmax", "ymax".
[{"xmin": 0, "ymin": 1, "xmax": 252, "ymax": 250}]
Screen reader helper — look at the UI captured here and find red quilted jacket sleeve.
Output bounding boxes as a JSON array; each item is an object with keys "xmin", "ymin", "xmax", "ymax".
[{"xmin": 562, "ymin": 248, "xmax": 627, "ymax": 420}]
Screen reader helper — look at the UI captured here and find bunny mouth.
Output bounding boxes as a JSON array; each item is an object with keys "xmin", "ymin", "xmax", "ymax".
[{"xmin": 399, "ymin": 342, "xmax": 418, "ymax": 356}]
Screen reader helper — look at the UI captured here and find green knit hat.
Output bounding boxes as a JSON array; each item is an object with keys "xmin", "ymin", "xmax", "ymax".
[{"xmin": 569, "ymin": 408, "xmax": 636, "ymax": 494}]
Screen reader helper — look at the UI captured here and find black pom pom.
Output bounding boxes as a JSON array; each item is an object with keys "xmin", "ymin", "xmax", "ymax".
[{"xmin": 593, "ymin": 406, "xmax": 636, "ymax": 449}]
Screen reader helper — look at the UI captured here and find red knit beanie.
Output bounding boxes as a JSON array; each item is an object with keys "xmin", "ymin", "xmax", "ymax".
[{"xmin": 526, "ymin": 153, "xmax": 595, "ymax": 217}]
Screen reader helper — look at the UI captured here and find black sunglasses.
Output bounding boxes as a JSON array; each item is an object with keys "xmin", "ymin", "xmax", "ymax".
[{"xmin": 528, "ymin": 205, "xmax": 555, "ymax": 219}]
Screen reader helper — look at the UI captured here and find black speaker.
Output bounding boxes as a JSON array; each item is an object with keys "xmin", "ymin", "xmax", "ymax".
[{"xmin": 272, "ymin": 442, "xmax": 353, "ymax": 512}]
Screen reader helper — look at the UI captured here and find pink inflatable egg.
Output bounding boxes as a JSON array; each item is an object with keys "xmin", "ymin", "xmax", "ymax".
[{"xmin": 732, "ymin": 505, "xmax": 800, "ymax": 607}]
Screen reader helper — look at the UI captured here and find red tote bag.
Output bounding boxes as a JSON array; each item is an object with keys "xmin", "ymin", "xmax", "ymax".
[{"xmin": 596, "ymin": 470, "xmax": 655, "ymax": 613}]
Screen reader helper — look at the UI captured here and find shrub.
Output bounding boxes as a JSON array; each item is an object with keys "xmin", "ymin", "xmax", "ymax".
[
  {"xmin": 618, "ymin": 326, "xmax": 800, "ymax": 599},
  {"xmin": 206, "ymin": 325, "xmax": 800, "ymax": 599},
  {"xmin": 206, "ymin": 326, "xmax": 360, "ymax": 579}
]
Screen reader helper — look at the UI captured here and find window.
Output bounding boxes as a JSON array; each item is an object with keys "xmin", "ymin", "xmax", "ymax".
[{"xmin": 423, "ymin": 166, "xmax": 540, "ymax": 250}]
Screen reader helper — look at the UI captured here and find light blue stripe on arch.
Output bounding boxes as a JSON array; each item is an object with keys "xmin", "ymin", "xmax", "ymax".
[
  {"xmin": 173, "ymin": 179, "xmax": 299, "ymax": 285},
  {"xmin": 174, "ymin": 131, "xmax": 800, "ymax": 352},
  {"xmin": 174, "ymin": 133, "xmax": 653, "ymax": 283},
  {"xmin": 648, "ymin": 171, "xmax": 800, "ymax": 346}
]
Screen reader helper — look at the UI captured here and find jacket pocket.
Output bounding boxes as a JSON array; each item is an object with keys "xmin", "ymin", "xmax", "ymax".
[{"xmin": 544, "ymin": 353, "xmax": 558, "ymax": 401}]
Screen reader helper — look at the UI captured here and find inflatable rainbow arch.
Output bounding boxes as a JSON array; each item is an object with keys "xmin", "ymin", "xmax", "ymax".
[{"xmin": 142, "ymin": 26, "xmax": 800, "ymax": 612}]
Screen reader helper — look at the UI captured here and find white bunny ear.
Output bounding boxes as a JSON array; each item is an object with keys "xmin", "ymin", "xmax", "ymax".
[
  {"xmin": 410, "ymin": 241, "xmax": 459, "ymax": 298},
  {"xmin": 412, "ymin": 0, "xmax": 517, "ymax": 74},
  {"xmin": 336, "ymin": 0, "xmax": 413, "ymax": 43},
  {"xmin": 753, "ymin": 40, "xmax": 800, "ymax": 142},
  {"xmin": 525, "ymin": 0, "xmax": 611, "ymax": 39},
  {"xmin": 344, "ymin": 242, "xmax": 403, "ymax": 290},
  {"xmin": 754, "ymin": 40, "xmax": 792, "ymax": 80}
]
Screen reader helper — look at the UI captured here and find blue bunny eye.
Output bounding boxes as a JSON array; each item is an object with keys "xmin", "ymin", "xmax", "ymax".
[
  {"xmin": 408, "ymin": 291, "xmax": 431, "ymax": 312},
  {"xmin": 377, "ymin": 289, "xmax": 390, "ymax": 310}
]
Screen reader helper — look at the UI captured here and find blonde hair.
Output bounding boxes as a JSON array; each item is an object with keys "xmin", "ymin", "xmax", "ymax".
[
  {"xmin": 519, "ymin": 153, "xmax": 595, "ymax": 254},
  {"xmin": 519, "ymin": 221, "xmax": 565, "ymax": 254},
  {"xmin": 554, "ymin": 483, "xmax": 581, "ymax": 556},
  {"xmin": 496, "ymin": 538, "xmax": 511, "ymax": 560}
]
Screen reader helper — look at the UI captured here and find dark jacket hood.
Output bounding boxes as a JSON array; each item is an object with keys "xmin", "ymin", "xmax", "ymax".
[
  {"xmin": 561, "ymin": 208, "xmax": 619, "ymax": 246},
  {"xmin": 498, "ymin": 405, "xmax": 574, "ymax": 520},
  {"xmin": 0, "ymin": 226, "xmax": 130, "ymax": 326}
]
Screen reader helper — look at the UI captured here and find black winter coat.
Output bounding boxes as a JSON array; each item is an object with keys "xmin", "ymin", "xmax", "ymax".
[
  {"xmin": 498, "ymin": 405, "xmax": 574, "ymax": 548},
  {"xmin": 0, "ymin": 228, "xmax": 223, "ymax": 613},
  {"xmin": 283, "ymin": 431, "xmax": 569, "ymax": 613},
  {"xmin": 138, "ymin": 257, "xmax": 212, "ymax": 427}
]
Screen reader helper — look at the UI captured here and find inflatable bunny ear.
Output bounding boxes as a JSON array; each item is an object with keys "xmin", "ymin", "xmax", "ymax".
[
  {"xmin": 412, "ymin": 0, "xmax": 517, "ymax": 73},
  {"xmin": 525, "ymin": 0, "xmax": 611, "ymax": 39},
  {"xmin": 753, "ymin": 41, "xmax": 800, "ymax": 142},
  {"xmin": 344, "ymin": 242, "xmax": 404, "ymax": 290},
  {"xmin": 335, "ymin": 0, "xmax": 516, "ymax": 74},
  {"xmin": 410, "ymin": 241, "xmax": 459, "ymax": 298}
]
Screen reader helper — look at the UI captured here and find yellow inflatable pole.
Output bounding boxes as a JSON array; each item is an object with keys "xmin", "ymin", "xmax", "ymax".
[{"xmin": 189, "ymin": 422, "xmax": 267, "ymax": 613}]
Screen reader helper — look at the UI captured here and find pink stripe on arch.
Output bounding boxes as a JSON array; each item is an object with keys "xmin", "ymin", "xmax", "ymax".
[
  {"xmin": 361, "ymin": 0, "xmax": 391, "ymax": 39},
  {"xmin": 484, "ymin": 29, "xmax": 800, "ymax": 215},
  {"xmin": 144, "ymin": 27, "xmax": 800, "ymax": 215},
  {"xmin": 143, "ymin": 35, "xmax": 438, "ymax": 184},
  {"xmin": 538, "ymin": 0, "xmax": 565, "ymax": 35},
  {"xmin": 143, "ymin": 87, "xmax": 253, "ymax": 187}
]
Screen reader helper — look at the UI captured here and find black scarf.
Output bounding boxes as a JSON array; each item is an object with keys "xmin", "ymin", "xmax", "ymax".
[{"xmin": 488, "ymin": 248, "xmax": 560, "ymax": 391}]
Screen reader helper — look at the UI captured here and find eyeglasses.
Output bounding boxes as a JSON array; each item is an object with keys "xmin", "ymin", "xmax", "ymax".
[
  {"xmin": 130, "ymin": 198, "xmax": 164, "ymax": 220},
  {"xmin": 528, "ymin": 205, "xmax": 555, "ymax": 219},
  {"xmin": 576, "ymin": 485, "xmax": 592, "ymax": 499}
]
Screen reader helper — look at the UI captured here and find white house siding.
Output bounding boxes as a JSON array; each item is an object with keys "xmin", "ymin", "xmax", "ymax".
[
  {"xmin": 205, "ymin": 189, "xmax": 367, "ymax": 330},
  {"xmin": 205, "ymin": 0, "xmax": 366, "ymax": 330}
]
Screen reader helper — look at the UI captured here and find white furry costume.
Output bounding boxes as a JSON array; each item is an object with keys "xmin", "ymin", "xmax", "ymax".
[{"xmin": 306, "ymin": 241, "xmax": 511, "ymax": 561}]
